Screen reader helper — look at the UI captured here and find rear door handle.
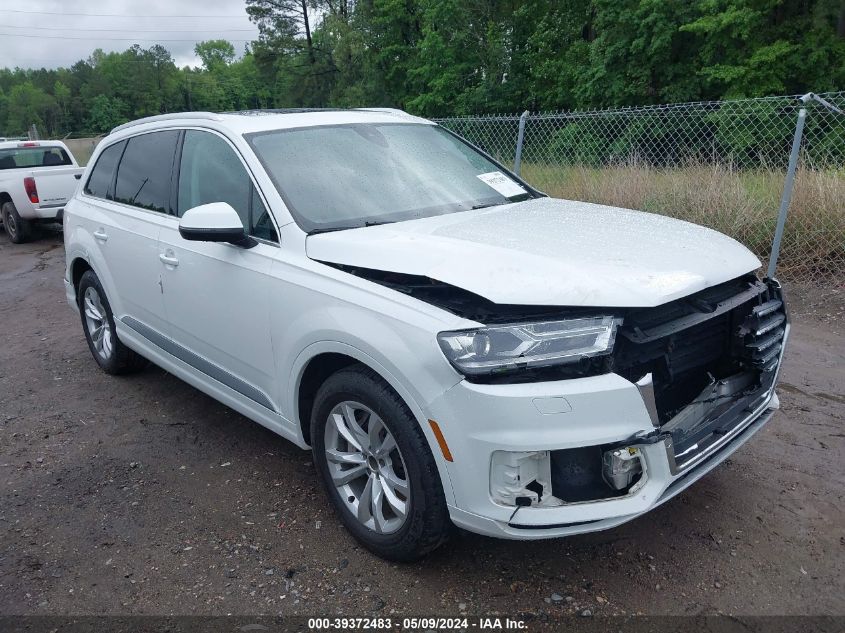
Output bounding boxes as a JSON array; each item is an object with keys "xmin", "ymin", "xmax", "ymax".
[
  {"xmin": 159, "ymin": 253, "xmax": 179, "ymax": 267},
  {"xmin": 93, "ymin": 229, "xmax": 108, "ymax": 242}
]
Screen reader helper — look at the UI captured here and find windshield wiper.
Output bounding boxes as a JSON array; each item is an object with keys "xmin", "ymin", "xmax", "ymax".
[
  {"xmin": 471, "ymin": 202, "xmax": 502, "ymax": 210},
  {"xmin": 309, "ymin": 226, "xmax": 353, "ymax": 234},
  {"xmin": 471, "ymin": 194, "xmax": 533, "ymax": 210},
  {"xmin": 309, "ymin": 220, "xmax": 395, "ymax": 235}
]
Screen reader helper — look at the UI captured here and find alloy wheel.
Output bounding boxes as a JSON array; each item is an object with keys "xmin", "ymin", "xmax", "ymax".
[
  {"xmin": 83, "ymin": 286, "xmax": 113, "ymax": 360},
  {"xmin": 324, "ymin": 401, "xmax": 410, "ymax": 534}
]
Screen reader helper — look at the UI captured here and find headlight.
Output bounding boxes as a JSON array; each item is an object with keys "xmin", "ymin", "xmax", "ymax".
[{"xmin": 437, "ymin": 316, "xmax": 620, "ymax": 376}]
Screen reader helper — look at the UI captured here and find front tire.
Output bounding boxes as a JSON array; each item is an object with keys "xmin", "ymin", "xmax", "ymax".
[
  {"xmin": 2, "ymin": 201, "xmax": 33, "ymax": 244},
  {"xmin": 311, "ymin": 366, "xmax": 451, "ymax": 561},
  {"xmin": 77, "ymin": 270, "xmax": 148, "ymax": 375}
]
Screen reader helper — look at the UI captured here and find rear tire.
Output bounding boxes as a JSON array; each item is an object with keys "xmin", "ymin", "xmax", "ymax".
[
  {"xmin": 77, "ymin": 270, "xmax": 149, "ymax": 375},
  {"xmin": 2, "ymin": 201, "xmax": 33, "ymax": 244},
  {"xmin": 311, "ymin": 366, "xmax": 452, "ymax": 562}
]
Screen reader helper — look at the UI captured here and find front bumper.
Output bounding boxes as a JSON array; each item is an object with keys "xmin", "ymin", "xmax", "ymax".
[{"xmin": 429, "ymin": 326, "xmax": 788, "ymax": 540}]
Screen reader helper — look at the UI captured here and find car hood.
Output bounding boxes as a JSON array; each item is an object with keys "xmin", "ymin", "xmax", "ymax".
[{"xmin": 306, "ymin": 198, "xmax": 761, "ymax": 308}]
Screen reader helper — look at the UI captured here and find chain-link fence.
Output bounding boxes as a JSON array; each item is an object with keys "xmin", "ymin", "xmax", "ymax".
[
  {"xmin": 62, "ymin": 136, "xmax": 103, "ymax": 166},
  {"xmin": 436, "ymin": 92, "xmax": 845, "ymax": 286}
]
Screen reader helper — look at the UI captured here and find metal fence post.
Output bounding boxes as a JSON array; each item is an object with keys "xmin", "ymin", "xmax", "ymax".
[
  {"xmin": 767, "ymin": 104, "xmax": 807, "ymax": 279},
  {"xmin": 513, "ymin": 110, "xmax": 529, "ymax": 176}
]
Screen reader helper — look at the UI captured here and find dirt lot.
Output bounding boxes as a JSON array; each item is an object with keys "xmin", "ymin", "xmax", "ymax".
[{"xmin": 1, "ymin": 230, "xmax": 844, "ymax": 618}]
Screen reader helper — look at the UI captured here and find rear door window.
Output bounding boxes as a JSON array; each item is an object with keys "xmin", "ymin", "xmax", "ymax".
[
  {"xmin": 114, "ymin": 131, "xmax": 179, "ymax": 214},
  {"xmin": 84, "ymin": 141, "xmax": 125, "ymax": 199}
]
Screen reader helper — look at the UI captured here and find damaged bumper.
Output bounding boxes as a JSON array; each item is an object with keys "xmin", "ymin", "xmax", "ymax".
[{"xmin": 429, "ymin": 278, "xmax": 789, "ymax": 539}]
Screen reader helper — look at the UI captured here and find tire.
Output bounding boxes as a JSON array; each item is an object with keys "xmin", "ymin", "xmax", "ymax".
[
  {"xmin": 77, "ymin": 270, "xmax": 149, "ymax": 375},
  {"xmin": 311, "ymin": 366, "xmax": 452, "ymax": 561},
  {"xmin": 2, "ymin": 201, "xmax": 33, "ymax": 244}
]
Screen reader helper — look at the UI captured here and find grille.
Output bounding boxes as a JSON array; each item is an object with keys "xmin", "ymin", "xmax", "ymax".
[
  {"xmin": 737, "ymin": 299, "xmax": 787, "ymax": 373},
  {"xmin": 612, "ymin": 275, "xmax": 785, "ymax": 423}
]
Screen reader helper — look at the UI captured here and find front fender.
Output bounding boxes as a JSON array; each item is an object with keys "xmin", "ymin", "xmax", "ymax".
[{"xmin": 288, "ymin": 339, "xmax": 458, "ymax": 506}]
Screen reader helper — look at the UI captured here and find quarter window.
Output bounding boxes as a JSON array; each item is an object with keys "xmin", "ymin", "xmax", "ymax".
[
  {"xmin": 84, "ymin": 141, "xmax": 125, "ymax": 199},
  {"xmin": 114, "ymin": 131, "xmax": 179, "ymax": 214},
  {"xmin": 250, "ymin": 187, "xmax": 277, "ymax": 242},
  {"xmin": 178, "ymin": 130, "xmax": 277, "ymax": 242}
]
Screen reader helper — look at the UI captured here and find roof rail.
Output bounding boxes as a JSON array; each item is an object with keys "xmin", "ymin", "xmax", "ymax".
[
  {"xmin": 226, "ymin": 108, "xmax": 348, "ymax": 115},
  {"xmin": 355, "ymin": 107, "xmax": 410, "ymax": 116},
  {"xmin": 110, "ymin": 112, "xmax": 222, "ymax": 135}
]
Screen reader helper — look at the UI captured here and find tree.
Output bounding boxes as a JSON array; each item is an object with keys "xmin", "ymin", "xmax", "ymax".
[
  {"xmin": 5, "ymin": 82, "xmax": 57, "ymax": 136},
  {"xmin": 53, "ymin": 80, "xmax": 71, "ymax": 132},
  {"xmin": 195, "ymin": 40, "xmax": 237, "ymax": 71},
  {"xmin": 0, "ymin": 0, "xmax": 844, "ymax": 132},
  {"xmin": 247, "ymin": 0, "xmax": 317, "ymax": 64},
  {"xmin": 87, "ymin": 94, "xmax": 127, "ymax": 133},
  {"xmin": 681, "ymin": 0, "xmax": 845, "ymax": 97}
]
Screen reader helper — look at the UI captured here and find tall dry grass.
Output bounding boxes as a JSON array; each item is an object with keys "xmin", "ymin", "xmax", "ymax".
[{"xmin": 521, "ymin": 161, "xmax": 845, "ymax": 283}]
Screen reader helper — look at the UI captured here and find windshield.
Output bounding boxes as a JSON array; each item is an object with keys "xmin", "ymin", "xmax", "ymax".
[
  {"xmin": 247, "ymin": 123, "xmax": 533, "ymax": 232},
  {"xmin": 0, "ymin": 146, "xmax": 72, "ymax": 170}
]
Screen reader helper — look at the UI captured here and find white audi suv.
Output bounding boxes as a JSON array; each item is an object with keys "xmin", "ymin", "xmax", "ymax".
[{"xmin": 63, "ymin": 108, "xmax": 788, "ymax": 560}]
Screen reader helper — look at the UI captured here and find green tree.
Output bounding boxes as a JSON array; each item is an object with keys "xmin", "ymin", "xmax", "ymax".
[
  {"xmin": 0, "ymin": 0, "xmax": 844, "ymax": 130},
  {"xmin": 87, "ymin": 94, "xmax": 127, "ymax": 133},
  {"xmin": 195, "ymin": 40, "xmax": 237, "ymax": 71},
  {"xmin": 5, "ymin": 82, "xmax": 57, "ymax": 136},
  {"xmin": 53, "ymin": 80, "xmax": 71, "ymax": 132}
]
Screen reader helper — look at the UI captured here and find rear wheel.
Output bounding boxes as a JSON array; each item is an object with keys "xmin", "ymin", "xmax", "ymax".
[
  {"xmin": 2, "ymin": 201, "xmax": 32, "ymax": 244},
  {"xmin": 311, "ymin": 366, "xmax": 452, "ymax": 561},
  {"xmin": 77, "ymin": 270, "xmax": 149, "ymax": 375}
]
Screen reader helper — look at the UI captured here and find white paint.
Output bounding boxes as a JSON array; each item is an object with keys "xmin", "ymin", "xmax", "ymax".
[
  {"xmin": 308, "ymin": 197, "xmax": 762, "ymax": 308},
  {"xmin": 179, "ymin": 201, "xmax": 243, "ymax": 231}
]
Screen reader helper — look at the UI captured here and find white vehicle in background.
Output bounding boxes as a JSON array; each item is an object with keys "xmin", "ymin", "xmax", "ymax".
[
  {"xmin": 0, "ymin": 140, "xmax": 84, "ymax": 243},
  {"xmin": 63, "ymin": 109, "xmax": 788, "ymax": 561}
]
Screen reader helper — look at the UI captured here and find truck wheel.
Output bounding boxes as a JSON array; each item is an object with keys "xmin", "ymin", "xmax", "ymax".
[
  {"xmin": 77, "ymin": 270, "xmax": 149, "ymax": 375},
  {"xmin": 2, "ymin": 201, "xmax": 33, "ymax": 244},
  {"xmin": 310, "ymin": 366, "xmax": 452, "ymax": 561}
]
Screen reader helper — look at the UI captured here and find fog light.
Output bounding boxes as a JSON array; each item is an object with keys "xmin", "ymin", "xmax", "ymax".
[{"xmin": 602, "ymin": 447, "xmax": 643, "ymax": 490}]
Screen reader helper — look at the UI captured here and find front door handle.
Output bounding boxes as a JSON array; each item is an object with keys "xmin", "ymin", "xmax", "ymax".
[
  {"xmin": 93, "ymin": 229, "xmax": 108, "ymax": 242},
  {"xmin": 159, "ymin": 253, "xmax": 179, "ymax": 267}
]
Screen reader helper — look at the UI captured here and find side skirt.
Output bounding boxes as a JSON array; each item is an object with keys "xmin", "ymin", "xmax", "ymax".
[{"xmin": 116, "ymin": 317, "xmax": 305, "ymax": 448}]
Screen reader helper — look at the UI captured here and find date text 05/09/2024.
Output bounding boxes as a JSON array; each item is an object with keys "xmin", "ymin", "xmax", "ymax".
[{"xmin": 307, "ymin": 617, "xmax": 528, "ymax": 630}]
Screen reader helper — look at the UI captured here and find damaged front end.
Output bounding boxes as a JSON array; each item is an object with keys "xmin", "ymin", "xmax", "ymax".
[
  {"xmin": 329, "ymin": 261, "xmax": 787, "ymax": 511},
  {"xmin": 612, "ymin": 275, "xmax": 787, "ymax": 475},
  {"xmin": 487, "ymin": 275, "xmax": 787, "ymax": 510}
]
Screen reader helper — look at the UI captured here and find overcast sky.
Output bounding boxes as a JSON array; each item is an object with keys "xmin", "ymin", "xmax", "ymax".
[{"xmin": 0, "ymin": 0, "xmax": 260, "ymax": 70}]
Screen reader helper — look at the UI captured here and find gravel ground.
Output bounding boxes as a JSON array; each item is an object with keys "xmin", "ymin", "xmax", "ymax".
[{"xmin": 1, "ymin": 230, "xmax": 844, "ymax": 617}]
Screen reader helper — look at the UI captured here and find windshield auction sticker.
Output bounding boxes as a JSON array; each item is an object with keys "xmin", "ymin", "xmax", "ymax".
[{"xmin": 477, "ymin": 171, "xmax": 527, "ymax": 198}]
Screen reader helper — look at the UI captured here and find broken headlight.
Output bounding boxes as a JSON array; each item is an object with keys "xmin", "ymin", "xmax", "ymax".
[{"xmin": 437, "ymin": 316, "xmax": 620, "ymax": 376}]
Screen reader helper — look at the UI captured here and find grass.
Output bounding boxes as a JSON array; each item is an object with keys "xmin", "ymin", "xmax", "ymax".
[{"xmin": 520, "ymin": 161, "xmax": 845, "ymax": 283}]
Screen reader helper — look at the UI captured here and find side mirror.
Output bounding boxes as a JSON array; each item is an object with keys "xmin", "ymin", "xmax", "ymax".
[{"xmin": 178, "ymin": 202, "xmax": 254, "ymax": 247}]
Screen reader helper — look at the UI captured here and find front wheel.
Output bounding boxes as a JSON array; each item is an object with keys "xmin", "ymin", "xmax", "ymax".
[
  {"xmin": 2, "ymin": 201, "xmax": 33, "ymax": 244},
  {"xmin": 311, "ymin": 366, "xmax": 452, "ymax": 561}
]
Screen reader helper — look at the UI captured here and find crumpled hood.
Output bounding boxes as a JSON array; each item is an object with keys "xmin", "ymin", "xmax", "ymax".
[{"xmin": 306, "ymin": 198, "xmax": 761, "ymax": 308}]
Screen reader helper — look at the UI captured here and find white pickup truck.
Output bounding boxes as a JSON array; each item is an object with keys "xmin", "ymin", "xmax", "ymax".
[{"xmin": 0, "ymin": 140, "xmax": 85, "ymax": 243}]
